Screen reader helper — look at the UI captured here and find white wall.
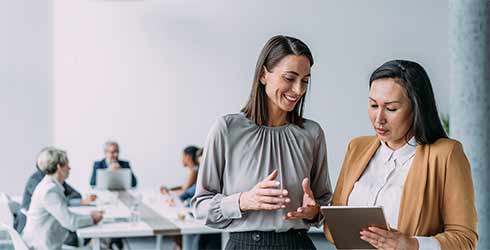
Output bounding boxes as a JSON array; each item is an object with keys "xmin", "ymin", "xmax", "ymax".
[
  {"xmin": 0, "ymin": 0, "xmax": 52, "ymax": 195},
  {"xmin": 53, "ymin": 0, "xmax": 449, "ymax": 192},
  {"xmin": 1, "ymin": 0, "xmax": 448, "ymax": 195}
]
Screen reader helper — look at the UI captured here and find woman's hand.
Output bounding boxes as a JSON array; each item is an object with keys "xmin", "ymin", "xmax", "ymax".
[
  {"xmin": 360, "ymin": 226, "xmax": 419, "ymax": 250},
  {"xmin": 284, "ymin": 178, "xmax": 319, "ymax": 221},
  {"xmin": 239, "ymin": 170, "xmax": 290, "ymax": 211},
  {"xmin": 80, "ymin": 194, "xmax": 97, "ymax": 205},
  {"xmin": 160, "ymin": 186, "xmax": 169, "ymax": 195},
  {"xmin": 90, "ymin": 211, "xmax": 104, "ymax": 224}
]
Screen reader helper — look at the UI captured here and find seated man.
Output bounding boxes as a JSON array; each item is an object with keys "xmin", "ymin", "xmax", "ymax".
[
  {"xmin": 90, "ymin": 141, "xmax": 137, "ymax": 187},
  {"xmin": 22, "ymin": 147, "xmax": 103, "ymax": 250},
  {"xmin": 15, "ymin": 164, "xmax": 96, "ymax": 246}
]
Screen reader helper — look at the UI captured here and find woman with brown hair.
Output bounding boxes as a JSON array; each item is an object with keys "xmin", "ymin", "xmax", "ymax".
[
  {"xmin": 192, "ymin": 35, "xmax": 332, "ymax": 250},
  {"xmin": 325, "ymin": 60, "xmax": 478, "ymax": 250}
]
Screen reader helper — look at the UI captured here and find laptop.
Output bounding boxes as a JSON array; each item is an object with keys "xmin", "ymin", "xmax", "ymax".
[{"xmin": 96, "ymin": 168, "xmax": 132, "ymax": 190}]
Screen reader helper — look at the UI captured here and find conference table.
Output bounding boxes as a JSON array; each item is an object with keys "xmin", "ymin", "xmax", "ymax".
[{"xmin": 72, "ymin": 189, "xmax": 323, "ymax": 250}]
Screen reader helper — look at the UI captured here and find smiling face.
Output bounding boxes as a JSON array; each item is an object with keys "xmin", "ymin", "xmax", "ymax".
[
  {"xmin": 368, "ymin": 78, "xmax": 414, "ymax": 150},
  {"xmin": 260, "ymin": 55, "xmax": 311, "ymax": 123}
]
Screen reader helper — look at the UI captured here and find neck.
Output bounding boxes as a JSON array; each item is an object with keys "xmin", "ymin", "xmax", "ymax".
[
  {"xmin": 267, "ymin": 103, "xmax": 288, "ymax": 127},
  {"xmin": 52, "ymin": 173, "xmax": 64, "ymax": 184},
  {"xmin": 386, "ymin": 132, "xmax": 414, "ymax": 150}
]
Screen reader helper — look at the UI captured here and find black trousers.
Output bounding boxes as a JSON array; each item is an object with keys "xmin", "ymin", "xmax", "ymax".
[{"xmin": 225, "ymin": 229, "xmax": 316, "ymax": 250}]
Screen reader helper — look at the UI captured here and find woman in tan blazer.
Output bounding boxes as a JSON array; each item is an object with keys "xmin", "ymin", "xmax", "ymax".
[{"xmin": 324, "ymin": 60, "xmax": 478, "ymax": 250}]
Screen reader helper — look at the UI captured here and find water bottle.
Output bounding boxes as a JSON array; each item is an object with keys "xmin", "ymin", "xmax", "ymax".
[{"xmin": 130, "ymin": 201, "xmax": 140, "ymax": 223}]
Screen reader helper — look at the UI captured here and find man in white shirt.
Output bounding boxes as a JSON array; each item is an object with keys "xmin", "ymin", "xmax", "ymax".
[{"xmin": 22, "ymin": 147, "xmax": 103, "ymax": 250}]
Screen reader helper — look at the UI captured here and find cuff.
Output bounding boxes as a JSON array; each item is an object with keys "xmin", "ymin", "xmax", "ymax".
[
  {"xmin": 220, "ymin": 193, "xmax": 243, "ymax": 220},
  {"xmin": 79, "ymin": 214, "xmax": 95, "ymax": 227},
  {"xmin": 415, "ymin": 236, "xmax": 441, "ymax": 250},
  {"xmin": 303, "ymin": 206, "xmax": 324, "ymax": 227},
  {"xmin": 68, "ymin": 198, "xmax": 82, "ymax": 207}
]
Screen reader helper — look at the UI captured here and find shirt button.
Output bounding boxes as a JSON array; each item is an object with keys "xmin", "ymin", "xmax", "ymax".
[{"xmin": 252, "ymin": 233, "xmax": 261, "ymax": 241}]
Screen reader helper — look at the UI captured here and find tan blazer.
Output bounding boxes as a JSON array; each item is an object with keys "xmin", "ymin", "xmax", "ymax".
[{"xmin": 324, "ymin": 136, "xmax": 478, "ymax": 250}]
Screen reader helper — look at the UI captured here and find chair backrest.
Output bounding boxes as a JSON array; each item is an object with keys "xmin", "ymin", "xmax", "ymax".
[
  {"xmin": 0, "ymin": 223, "xmax": 29, "ymax": 250},
  {"xmin": 0, "ymin": 193, "xmax": 13, "ymax": 227}
]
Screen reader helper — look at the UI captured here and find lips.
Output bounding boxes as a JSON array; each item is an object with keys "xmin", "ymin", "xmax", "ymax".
[
  {"xmin": 376, "ymin": 128, "xmax": 388, "ymax": 135},
  {"xmin": 283, "ymin": 94, "xmax": 298, "ymax": 103}
]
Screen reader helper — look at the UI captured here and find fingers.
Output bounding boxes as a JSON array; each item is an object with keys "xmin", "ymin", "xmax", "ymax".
[
  {"xmin": 302, "ymin": 178, "xmax": 314, "ymax": 198},
  {"xmin": 360, "ymin": 234, "xmax": 382, "ymax": 249},
  {"xmin": 264, "ymin": 169, "xmax": 278, "ymax": 181},
  {"xmin": 256, "ymin": 187, "xmax": 288, "ymax": 196},
  {"xmin": 368, "ymin": 226, "xmax": 393, "ymax": 238},
  {"xmin": 360, "ymin": 230, "xmax": 384, "ymax": 248},
  {"xmin": 258, "ymin": 195, "xmax": 290, "ymax": 204},
  {"xmin": 258, "ymin": 180, "xmax": 281, "ymax": 189},
  {"xmin": 360, "ymin": 229, "xmax": 383, "ymax": 242},
  {"xmin": 258, "ymin": 203, "xmax": 284, "ymax": 210},
  {"xmin": 283, "ymin": 206, "xmax": 317, "ymax": 220}
]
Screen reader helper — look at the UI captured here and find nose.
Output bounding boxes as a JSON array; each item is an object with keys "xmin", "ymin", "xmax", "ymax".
[
  {"xmin": 292, "ymin": 80, "xmax": 305, "ymax": 95},
  {"xmin": 375, "ymin": 109, "xmax": 386, "ymax": 126}
]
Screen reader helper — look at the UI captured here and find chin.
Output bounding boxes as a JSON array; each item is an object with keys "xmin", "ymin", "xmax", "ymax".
[{"xmin": 280, "ymin": 104, "xmax": 296, "ymax": 112}]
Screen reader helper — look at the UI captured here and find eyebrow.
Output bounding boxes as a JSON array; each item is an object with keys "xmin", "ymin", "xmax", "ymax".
[
  {"xmin": 368, "ymin": 97, "xmax": 401, "ymax": 104},
  {"xmin": 284, "ymin": 71, "xmax": 311, "ymax": 77}
]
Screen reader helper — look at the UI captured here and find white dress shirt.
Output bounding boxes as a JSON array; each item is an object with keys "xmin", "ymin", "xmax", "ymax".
[
  {"xmin": 348, "ymin": 137, "xmax": 441, "ymax": 250},
  {"xmin": 22, "ymin": 175, "xmax": 93, "ymax": 250}
]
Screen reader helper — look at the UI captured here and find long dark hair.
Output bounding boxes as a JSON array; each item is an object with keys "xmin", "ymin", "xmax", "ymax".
[
  {"xmin": 241, "ymin": 35, "xmax": 314, "ymax": 128},
  {"xmin": 369, "ymin": 59, "xmax": 447, "ymax": 145},
  {"xmin": 183, "ymin": 146, "xmax": 200, "ymax": 166}
]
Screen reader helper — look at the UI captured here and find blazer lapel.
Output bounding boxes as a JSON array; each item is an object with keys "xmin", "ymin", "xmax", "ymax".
[
  {"xmin": 397, "ymin": 143, "xmax": 429, "ymax": 234},
  {"xmin": 101, "ymin": 159, "xmax": 108, "ymax": 169},
  {"xmin": 341, "ymin": 137, "xmax": 381, "ymax": 205}
]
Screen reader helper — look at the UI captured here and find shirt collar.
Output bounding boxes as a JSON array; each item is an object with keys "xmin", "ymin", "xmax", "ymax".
[
  {"xmin": 48, "ymin": 175, "xmax": 65, "ymax": 192},
  {"xmin": 379, "ymin": 137, "xmax": 417, "ymax": 166}
]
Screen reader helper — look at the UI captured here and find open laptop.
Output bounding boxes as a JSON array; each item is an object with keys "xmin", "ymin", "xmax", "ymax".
[{"xmin": 96, "ymin": 168, "xmax": 131, "ymax": 190}]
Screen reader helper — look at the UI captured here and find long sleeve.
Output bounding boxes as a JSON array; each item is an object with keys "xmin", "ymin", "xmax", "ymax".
[
  {"xmin": 179, "ymin": 184, "xmax": 196, "ymax": 202},
  {"xmin": 129, "ymin": 165, "xmax": 138, "ymax": 187},
  {"xmin": 43, "ymin": 188, "xmax": 93, "ymax": 231},
  {"xmin": 434, "ymin": 142, "xmax": 478, "ymax": 249},
  {"xmin": 21, "ymin": 177, "xmax": 38, "ymax": 210},
  {"xmin": 63, "ymin": 183, "xmax": 81, "ymax": 200},
  {"xmin": 121, "ymin": 161, "xmax": 138, "ymax": 187},
  {"xmin": 63, "ymin": 182, "xmax": 82, "ymax": 206},
  {"xmin": 89, "ymin": 163, "xmax": 98, "ymax": 186},
  {"xmin": 304, "ymin": 127, "xmax": 332, "ymax": 227},
  {"xmin": 192, "ymin": 117, "xmax": 241, "ymax": 229},
  {"xmin": 324, "ymin": 140, "xmax": 354, "ymax": 243}
]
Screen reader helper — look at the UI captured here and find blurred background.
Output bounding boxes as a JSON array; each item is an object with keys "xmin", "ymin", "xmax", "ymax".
[{"xmin": 1, "ymin": 0, "xmax": 488, "ymax": 248}]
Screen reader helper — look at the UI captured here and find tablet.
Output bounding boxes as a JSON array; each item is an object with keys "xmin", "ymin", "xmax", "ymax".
[{"xmin": 321, "ymin": 206, "xmax": 389, "ymax": 249}]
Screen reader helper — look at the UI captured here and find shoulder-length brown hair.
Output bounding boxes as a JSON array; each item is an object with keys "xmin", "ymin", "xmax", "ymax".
[{"xmin": 241, "ymin": 35, "xmax": 314, "ymax": 128}]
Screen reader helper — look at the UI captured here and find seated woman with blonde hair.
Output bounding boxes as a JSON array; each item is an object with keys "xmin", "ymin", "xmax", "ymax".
[
  {"xmin": 325, "ymin": 60, "xmax": 478, "ymax": 250},
  {"xmin": 23, "ymin": 147, "xmax": 103, "ymax": 250}
]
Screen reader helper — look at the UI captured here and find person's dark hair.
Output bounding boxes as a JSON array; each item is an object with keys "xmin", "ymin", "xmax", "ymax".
[
  {"xmin": 369, "ymin": 59, "xmax": 447, "ymax": 145},
  {"xmin": 183, "ymin": 146, "xmax": 200, "ymax": 166},
  {"xmin": 241, "ymin": 35, "xmax": 314, "ymax": 128}
]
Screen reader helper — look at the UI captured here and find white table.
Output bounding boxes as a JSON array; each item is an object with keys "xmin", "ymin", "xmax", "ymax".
[
  {"xmin": 74, "ymin": 189, "xmax": 325, "ymax": 250},
  {"xmin": 140, "ymin": 189, "xmax": 325, "ymax": 249},
  {"xmin": 70, "ymin": 194, "xmax": 158, "ymax": 250}
]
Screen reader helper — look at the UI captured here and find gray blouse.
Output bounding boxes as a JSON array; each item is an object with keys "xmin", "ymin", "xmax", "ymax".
[{"xmin": 192, "ymin": 113, "xmax": 332, "ymax": 232}]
